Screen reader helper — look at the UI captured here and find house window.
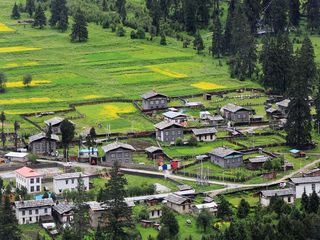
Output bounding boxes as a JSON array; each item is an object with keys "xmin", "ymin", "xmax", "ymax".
[
  {"xmin": 66, "ymin": 180, "xmax": 69, "ymax": 185},
  {"xmin": 30, "ymin": 178, "xmax": 34, "ymax": 184},
  {"xmin": 36, "ymin": 178, "xmax": 40, "ymax": 183},
  {"xmin": 183, "ymin": 205, "xmax": 185, "ymax": 210},
  {"xmin": 44, "ymin": 208, "xmax": 47, "ymax": 213},
  {"xmin": 288, "ymin": 197, "xmax": 291, "ymax": 203},
  {"xmin": 72, "ymin": 179, "xmax": 74, "ymax": 184},
  {"xmin": 36, "ymin": 186, "xmax": 40, "ymax": 191},
  {"xmin": 29, "ymin": 217, "xmax": 32, "ymax": 222},
  {"xmin": 30, "ymin": 186, "xmax": 34, "ymax": 192},
  {"xmin": 111, "ymin": 154, "xmax": 115, "ymax": 158},
  {"xmin": 117, "ymin": 153, "xmax": 122, "ymax": 158},
  {"xmin": 22, "ymin": 210, "xmax": 25, "ymax": 216},
  {"xmin": 312, "ymin": 184, "xmax": 316, "ymax": 192},
  {"xmin": 59, "ymin": 189, "xmax": 62, "ymax": 193},
  {"xmin": 29, "ymin": 210, "xmax": 32, "ymax": 215},
  {"xmin": 22, "ymin": 218, "xmax": 25, "ymax": 223},
  {"xmin": 161, "ymin": 100, "xmax": 165, "ymax": 103},
  {"xmin": 165, "ymin": 132, "xmax": 169, "ymax": 136},
  {"xmin": 124, "ymin": 153, "xmax": 129, "ymax": 157},
  {"xmin": 35, "ymin": 209, "xmax": 39, "ymax": 214}
]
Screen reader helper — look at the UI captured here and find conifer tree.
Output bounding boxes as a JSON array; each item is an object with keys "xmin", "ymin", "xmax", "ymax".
[
  {"xmin": 160, "ymin": 32, "xmax": 167, "ymax": 45},
  {"xmin": 217, "ymin": 196, "xmax": 232, "ymax": 220},
  {"xmin": 58, "ymin": 9, "xmax": 68, "ymax": 32},
  {"xmin": 0, "ymin": 111, "xmax": 6, "ymax": 149},
  {"xmin": 13, "ymin": 121, "xmax": 20, "ymax": 151},
  {"xmin": 224, "ymin": 0, "xmax": 235, "ymax": 54},
  {"xmin": 102, "ymin": 0, "xmax": 108, "ymax": 11},
  {"xmin": 160, "ymin": 207, "xmax": 179, "ymax": 238},
  {"xmin": 244, "ymin": 0, "xmax": 260, "ymax": 34},
  {"xmin": 269, "ymin": 0, "xmax": 288, "ymax": 34},
  {"xmin": 0, "ymin": 196, "xmax": 21, "ymax": 240},
  {"xmin": 11, "ymin": 3, "xmax": 20, "ymax": 19},
  {"xmin": 212, "ymin": 5, "xmax": 223, "ymax": 58},
  {"xmin": 0, "ymin": 72, "xmax": 7, "ymax": 93},
  {"xmin": 289, "ymin": 0, "xmax": 300, "ymax": 27},
  {"xmin": 25, "ymin": 0, "xmax": 35, "ymax": 17},
  {"xmin": 315, "ymin": 82, "xmax": 320, "ymax": 132},
  {"xmin": 193, "ymin": 31, "xmax": 204, "ymax": 54},
  {"xmin": 237, "ymin": 199, "xmax": 250, "ymax": 218},
  {"xmin": 33, "ymin": 4, "xmax": 47, "ymax": 29},
  {"xmin": 184, "ymin": 0, "xmax": 196, "ymax": 34},
  {"xmin": 309, "ymin": 190, "xmax": 319, "ymax": 213},
  {"xmin": 307, "ymin": 0, "xmax": 320, "ymax": 31},
  {"xmin": 116, "ymin": 0, "xmax": 126, "ymax": 23},
  {"xmin": 100, "ymin": 161, "xmax": 132, "ymax": 239},
  {"xmin": 60, "ymin": 119, "xmax": 75, "ymax": 159},
  {"xmin": 49, "ymin": 0, "xmax": 68, "ymax": 30},
  {"xmin": 70, "ymin": 10, "xmax": 88, "ymax": 42}
]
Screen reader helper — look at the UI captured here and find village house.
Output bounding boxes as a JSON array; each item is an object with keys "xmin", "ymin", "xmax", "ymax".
[
  {"xmin": 246, "ymin": 155, "xmax": 270, "ymax": 170},
  {"xmin": 53, "ymin": 172, "xmax": 89, "ymax": 194},
  {"xmin": 266, "ymin": 107, "xmax": 283, "ymax": 119},
  {"xmin": 221, "ymin": 103, "xmax": 251, "ymax": 124},
  {"xmin": 52, "ymin": 203, "xmax": 74, "ymax": 224},
  {"xmin": 276, "ymin": 99, "xmax": 290, "ymax": 116},
  {"xmin": 15, "ymin": 198, "xmax": 54, "ymax": 224},
  {"xmin": 149, "ymin": 205, "xmax": 162, "ymax": 219},
  {"xmin": 200, "ymin": 111, "xmax": 211, "ymax": 120},
  {"xmin": 102, "ymin": 142, "xmax": 136, "ymax": 164},
  {"xmin": 155, "ymin": 121, "xmax": 184, "ymax": 142},
  {"xmin": 193, "ymin": 202, "xmax": 218, "ymax": 214},
  {"xmin": 86, "ymin": 201, "xmax": 107, "ymax": 228},
  {"xmin": 207, "ymin": 115, "xmax": 225, "ymax": 126},
  {"xmin": 209, "ymin": 147, "xmax": 243, "ymax": 168},
  {"xmin": 192, "ymin": 127, "xmax": 217, "ymax": 142},
  {"xmin": 260, "ymin": 188, "xmax": 295, "ymax": 206},
  {"xmin": 5, "ymin": 152, "xmax": 29, "ymax": 163},
  {"xmin": 289, "ymin": 176, "xmax": 320, "ymax": 198},
  {"xmin": 141, "ymin": 91, "xmax": 168, "ymax": 111},
  {"xmin": 15, "ymin": 166, "xmax": 43, "ymax": 193},
  {"xmin": 28, "ymin": 132, "xmax": 59, "ymax": 155},
  {"xmin": 145, "ymin": 146, "xmax": 165, "ymax": 160},
  {"xmin": 162, "ymin": 111, "xmax": 188, "ymax": 124},
  {"xmin": 165, "ymin": 194, "xmax": 192, "ymax": 214},
  {"xmin": 44, "ymin": 117, "xmax": 65, "ymax": 134}
]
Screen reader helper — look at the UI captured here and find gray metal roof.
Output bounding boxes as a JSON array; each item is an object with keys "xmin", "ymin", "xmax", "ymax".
[
  {"xmin": 276, "ymin": 99, "xmax": 290, "ymax": 108},
  {"xmin": 261, "ymin": 188, "xmax": 295, "ymax": 197},
  {"xmin": 163, "ymin": 111, "xmax": 187, "ymax": 119},
  {"xmin": 154, "ymin": 121, "xmax": 183, "ymax": 130},
  {"xmin": 222, "ymin": 103, "xmax": 249, "ymax": 113},
  {"xmin": 44, "ymin": 117, "xmax": 64, "ymax": 126},
  {"xmin": 177, "ymin": 185, "xmax": 193, "ymax": 191},
  {"xmin": 208, "ymin": 115, "xmax": 224, "ymax": 121},
  {"xmin": 145, "ymin": 146, "xmax": 163, "ymax": 153},
  {"xmin": 102, "ymin": 142, "xmax": 136, "ymax": 153},
  {"xmin": 53, "ymin": 203, "xmax": 74, "ymax": 215},
  {"xmin": 29, "ymin": 132, "xmax": 59, "ymax": 143},
  {"xmin": 15, "ymin": 198, "xmax": 54, "ymax": 209},
  {"xmin": 53, "ymin": 172, "xmax": 89, "ymax": 180},
  {"xmin": 248, "ymin": 156, "xmax": 270, "ymax": 163},
  {"xmin": 209, "ymin": 147, "xmax": 242, "ymax": 158},
  {"xmin": 266, "ymin": 107, "xmax": 280, "ymax": 114},
  {"xmin": 166, "ymin": 194, "xmax": 190, "ymax": 205},
  {"xmin": 141, "ymin": 91, "xmax": 167, "ymax": 99},
  {"xmin": 290, "ymin": 176, "xmax": 320, "ymax": 184},
  {"xmin": 192, "ymin": 127, "xmax": 217, "ymax": 136}
]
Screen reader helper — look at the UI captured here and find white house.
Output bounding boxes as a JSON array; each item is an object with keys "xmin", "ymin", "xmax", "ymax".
[
  {"xmin": 194, "ymin": 202, "xmax": 218, "ymax": 214},
  {"xmin": 15, "ymin": 198, "xmax": 54, "ymax": 224},
  {"xmin": 290, "ymin": 176, "xmax": 320, "ymax": 198},
  {"xmin": 53, "ymin": 172, "xmax": 89, "ymax": 194},
  {"xmin": 260, "ymin": 188, "xmax": 295, "ymax": 206},
  {"xmin": 5, "ymin": 152, "xmax": 29, "ymax": 162},
  {"xmin": 15, "ymin": 166, "xmax": 43, "ymax": 193}
]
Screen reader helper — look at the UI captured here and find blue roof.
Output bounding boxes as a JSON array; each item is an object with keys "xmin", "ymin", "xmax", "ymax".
[
  {"xmin": 35, "ymin": 193, "xmax": 52, "ymax": 200},
  {"xmin": 290, "ymin": 149, "xmax": 300, "ymax": 154},
  {"xmin": 79, "ymin": 148, "xmax": 98, "ymax": 154}
]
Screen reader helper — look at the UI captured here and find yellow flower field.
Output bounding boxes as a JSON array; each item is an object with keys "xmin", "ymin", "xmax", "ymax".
[
  {"xmin": 0, "ymin": 23, "xmax": 14, "ymax": 32},
  {"xmin": 0, "ymin": 46, "xmax": 41, "ymax": 53},
  {"xmin": 147, "ymin": 66, "xmax": 188, "ymax": 78},
  {"xmin": 6, "ymin": 80, "xmax": 51, "ymax": 88},
  {"xmin": 191, "ymin": 82, "xmax": 224, "ymax": 90},
  {"xmin": 84, "ymin": 95, "xmax": 102, "ymax": 100},
  {"xmin": 0, "ymin": 97, "xmax": 51, "ymax": 105},
  {"xmin": 100, "ymin": 104, "xmax": 136, "ymax": 119},
  {"xmin": 2, "ymin": 61, "xmax": 39, "ymax": 68}
]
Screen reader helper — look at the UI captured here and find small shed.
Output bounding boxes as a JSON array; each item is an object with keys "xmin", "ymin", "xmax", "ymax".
[
  {"xmin": 145, "ymin": 146, "xmax": 164, "ymax": 160},
  {"xmin": 5, "ymin": 152, "xmax": 29, "ymax": 162},
  {"xmin": 289, "ymin": 149, "xmax": 306, "ymax": 158},
  {"xmin": 194, "ymin": 202, "xmax": 218, "ymax": 214},
  {"xmin": 246, "ymin": 156, "xmax": 270, "ymax": 170},
  {"xmin": 192, "ymin": 127, "xmax": 217, "ymax": 142}
]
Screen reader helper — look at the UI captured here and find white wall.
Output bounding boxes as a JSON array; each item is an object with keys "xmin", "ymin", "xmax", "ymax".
[
  {"xmin": 295, "ymin": 182, "xmax": 320, "ymax": 198},
  {"xmin": 53, "ymin": 176, "xmax": 89, "ymax": 194},
  {"xmin": 16, "ymin": 206, "xmax": 52, "ymax": 224},
  {"xmin": 16, "ymin": 174, "xmax": 42, "ymax": 193}
]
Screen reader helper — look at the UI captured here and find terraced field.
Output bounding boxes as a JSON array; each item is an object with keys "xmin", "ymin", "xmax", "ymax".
[{"xmin": 0, "ymin": 0, "xmax": 260, "ymax": 133}]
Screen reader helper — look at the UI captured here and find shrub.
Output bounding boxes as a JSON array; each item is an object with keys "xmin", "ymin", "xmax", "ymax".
[
  {"xmin": 136, "ymin": 27, "xmax": 145, "ymax": 39},
  {"xmin": 116, "ymin": 26, "xmax": 125, "ymax": 37},
  {"xmin": 130, "ymin": 30, "xmax": 137, "ymax": 39},
  {"xmin": 175, "ymin": 138, "xmax": 183, "ymax": 146},
  {"xmin": 188, "ymin": 136, "xmax": 198, "ymax": 146}
]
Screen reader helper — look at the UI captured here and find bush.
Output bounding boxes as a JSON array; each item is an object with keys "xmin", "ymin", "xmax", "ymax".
[
  {"xmin": 138, "ymin": 207, "xmax": 149, "ymax": 220},
  {"xmin": 136, "ymin": 27, "xmax": 145, "ymax": 39},
  {"xmin": 116, "ymin": 26, "xmax": 126, "ymax": 37},
  {"xmin": 28, "ymin": 154, "xmax": 38, "ymax": 164},
  {"xmin": 130, "ymin": 30, "xmax": 137, "ymax": 39},
  {"xmin": 188, "ymin": 136, "xmax": 198, "ymax": 146},
  {"xmin": 175, "ymin": 138, "xmax": 183, "ymax": 146}
]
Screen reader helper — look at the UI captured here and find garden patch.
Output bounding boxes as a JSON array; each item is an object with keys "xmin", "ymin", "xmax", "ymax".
[
  {"xmin": 0, "ymin": 46, "xmax": 41, "ymax": 53},
  {"xmin": 191, "ymin": 81, "xmax": 225, "ymax": 90},
  {"xmin": 0, "ymin": 22, "xmax": 14, "ymax": 32}
]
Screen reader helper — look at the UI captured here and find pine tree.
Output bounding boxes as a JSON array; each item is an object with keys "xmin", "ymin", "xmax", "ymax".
[
  {"xmin": 229, "ymin": 2, "xmax": 257, "ymax": 80},
  {"xmin": 33, "ymin": 4, "xmax": 47, "ymax": 29},
  {"xmin": 307, "ymin": 0, "xmax": 320, "ymax": 31},
  {"xmin": 309, "ymin": 190, "xmax": 319, "ymax": 213},
  {"xmin": 212, "ymin": 5, "xmax": 223, "ymax": 58},
  {"xmin": 116, "ymin": 0, "xmax": 126, "ymax": 23},
  {"xmin": 60, "ymin": 119, "xmax": 75, "ymax": 159},
  {"xmin": 269, "ymin": 0, "xmax": 288, "ymax": 34},
  {"xmin": 224, "ymin": 0, "xmax": 235, "ymax": 54},
  {"xmin": 102, "ymin": 0, "xmax": 108, "ymax": 11},
  {"xmin": 160, "ymin": 32, "xmax": 167, "ymax": 45},
  {"xmin": 100, "ymin": 161, "xmax": 132, "ymax": 239},
  {"xmin": 196, "ymin": 0, "xmax": 210, "ymax": 27},
  {"xmin": 150, "ymin": 0, "xmax": 161, "ymax": 35},
  {"xmin": 11, "ymin": 3, "xmax": 20, "ymax": 19},
  {"xmin": 193, "ymin": 31, "xmax": 204, "ymax": 54},
  {"xmin": 196, "ymin": 209, "xmax": 212, "ymax": 232},
  {"xmin": 0, "ymin": 111, "xmax": 6, "ymax": 149},
  {"xmin": 0, "ymin": 72, "xmax": 7, "ymax": 93},
  {"xmin": 0, "ymin": 196, "xmax": 21, "ymax": 240},
  {"xmin": 184, "ymin": 0, "xmax": 196, "ymax": 34},
  {"xmin": 315, "ymin": 83, "xmax": 320, "ymax": 132},
  {"xmin": 237, "ymin": 199, "xmax": 250, "ymax": 218},
  {"xmin": 160, "ymin": 207, "xmax": 179, "ymax": 238},
  {"xmin": 217, "ymin": 196, "xmax": 232, "ymax": 220},
  {"xmin": 58, "ymin": 9, "xmax": 68, "ymax": 32},
  {"xmin": 70, "ymin": 10, "xmax": 88, "ymax": 42},
  {"xmin": 46, "ymin": 123, "xmax": 52, "ymax": 155},
  {"xmin": 289, "ymin": 0, "xmax": 300, "ymax": 27},
  {"xmin": 244, "ymin": 0, "xmax": 260, "ymax": 34},
  {"xmin": 13, "ymin": 121, "xmax": 20, "ymax": 151},
  {"xmin": 25, "ymin": 0, "xmax": 35, "ymax": 17}
]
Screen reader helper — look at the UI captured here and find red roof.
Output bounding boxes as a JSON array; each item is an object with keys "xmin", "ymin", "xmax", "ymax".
[{"xmin": 15, "ymin": 166, "xmax": 42, "ymax": 178}]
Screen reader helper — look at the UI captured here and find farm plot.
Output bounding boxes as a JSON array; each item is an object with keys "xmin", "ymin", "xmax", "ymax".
[{"xmin": 234, "ymin": 134, "xmax": 286, "ymax": 148}]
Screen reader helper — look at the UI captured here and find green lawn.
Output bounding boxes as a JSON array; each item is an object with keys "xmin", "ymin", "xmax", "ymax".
[{"xmin": 234, "ymin": 134, "xmax": 286, "ymax": 148}]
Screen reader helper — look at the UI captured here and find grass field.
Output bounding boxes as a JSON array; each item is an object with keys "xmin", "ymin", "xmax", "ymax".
[{"xmin": 0, "ymin": 0, "xmax": 260, "ymax": 133}]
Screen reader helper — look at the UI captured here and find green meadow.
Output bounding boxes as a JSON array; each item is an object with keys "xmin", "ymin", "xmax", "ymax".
[{"xmin": 0, "ymin": 0, "xmax": 260, "ymax": 132}]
